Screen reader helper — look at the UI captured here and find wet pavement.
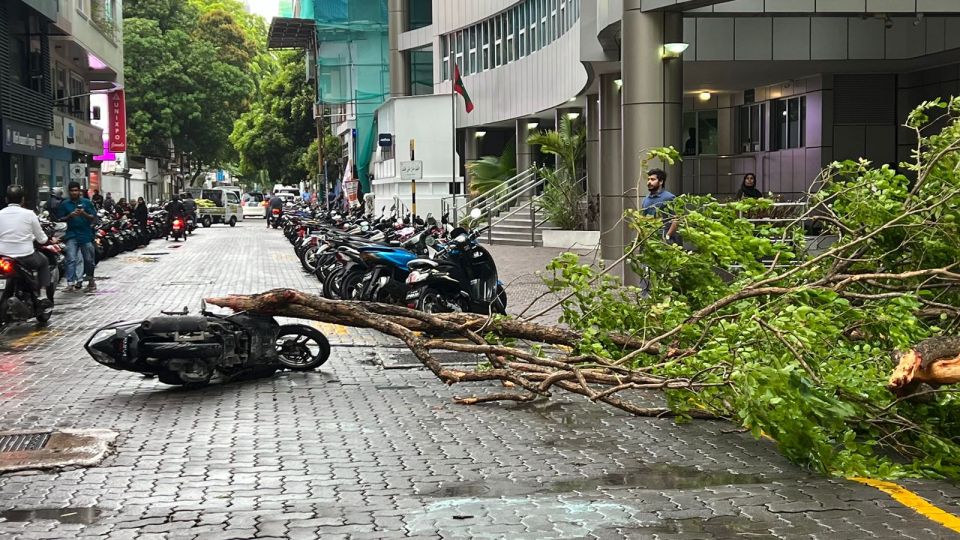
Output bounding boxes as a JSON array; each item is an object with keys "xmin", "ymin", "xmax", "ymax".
[{"xmin": 0, "ymin": 221, "xmax": 959, "ymax": 539}]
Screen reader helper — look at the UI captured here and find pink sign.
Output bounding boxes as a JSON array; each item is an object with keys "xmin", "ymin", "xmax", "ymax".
[{"xmin": 108, "ymin": 90, "xmax": 127, "ymax": 152}]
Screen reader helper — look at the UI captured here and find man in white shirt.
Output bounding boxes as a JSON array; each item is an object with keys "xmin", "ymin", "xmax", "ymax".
[{"xmin": 0, "ymin": 185, "xmax": 51, "ymax": 305}]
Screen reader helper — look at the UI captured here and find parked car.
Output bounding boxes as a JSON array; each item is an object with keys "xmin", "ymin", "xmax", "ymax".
[{"xmin": 242, "ymin": 192, "xmax": 265, "ymax": 219}]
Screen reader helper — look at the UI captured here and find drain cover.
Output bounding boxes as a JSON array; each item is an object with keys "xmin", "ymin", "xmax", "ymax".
[{"xmin": 0, "ymin": 432, "xmax": 51, "ymax": 453}]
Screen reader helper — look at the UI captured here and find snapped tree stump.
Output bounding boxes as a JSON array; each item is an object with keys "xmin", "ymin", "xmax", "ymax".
[{"xmin": 888, "ymin": 336, "xmax": 960, "ymax": 397}]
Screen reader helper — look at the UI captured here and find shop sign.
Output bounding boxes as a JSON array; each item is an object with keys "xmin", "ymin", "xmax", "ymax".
[
  {"xmin": 2, "ymin": 119, "xmax": 47, "ymax": 157},
  {"xmin": 50, "ymin": 114, "xmax": 65, "ymax": 147},
  {"xmin": 108, "ymin": 90, "xmax": 127, "ymax": 152}
]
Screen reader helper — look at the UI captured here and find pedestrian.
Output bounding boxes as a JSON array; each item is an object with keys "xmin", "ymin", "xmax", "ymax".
[
  {"xmin": 134, "ymin": 197, "xmax": 148, "ymax": 230},
  {"xmin": 737, "ymin": 173, "xmax": 763, "ymax": 200},
  {"xmin": 43, "ymin": 187, "xmax": 64, "ymax": 216},
  {"xmin": 117, "ymin": 198, "xmax": 129, "ymax": 216},
  {"xmin": 57, "ymin": 181, "xmax": 98, "ymax": 292},
  {"xmin": 641, "ymin": 168, "xmax": 680, "ymax": 245},
  {"xmin": 104, "ymin": 192, "xmax": 115, "ymax": 213},
  {"xmin": 91, "ymin": 189, "xmax": 104, "ymax": 209},
  {"xmin": 0, "ymin": 185, "xmax": 53, "ymax": 310}
]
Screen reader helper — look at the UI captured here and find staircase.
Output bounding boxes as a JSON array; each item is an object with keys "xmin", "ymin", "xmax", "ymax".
[{"xmin": 482, "ymin": 202, "xmax": 557, "ymax": 246}]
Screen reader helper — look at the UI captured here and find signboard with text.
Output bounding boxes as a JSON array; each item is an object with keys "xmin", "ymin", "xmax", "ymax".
[
  {"xmin": 108, "ymin": 90, "xmax": 127, "ymax": 152},
  {"xmin": 2, "ymin": 119, "xmax": 47, "ymax": 157},
  {"xmin": 399, "ymin": 161, "xmax": 423, "ymax": 181}
]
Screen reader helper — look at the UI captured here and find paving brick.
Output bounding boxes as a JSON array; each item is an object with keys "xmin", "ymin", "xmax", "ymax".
[{"xmin": 0, "ymin": 224, "xmax": 958, "ymax": 540}]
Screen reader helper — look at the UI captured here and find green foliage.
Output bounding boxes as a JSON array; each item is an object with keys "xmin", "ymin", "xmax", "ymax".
[
  {"xmin": 466, "ymin": 144, "xmax": 517, "ymax": 196},
  {"xmin": 230, "ymin": 51, "xmax": 328, "ymax": 186},
  {"xmin": 542, "ymin": 101, "xmax": 960, "ymax": 480},
  {"xmin": 531, "ymin": 117, "xmax": 588, "ymax": 230},
  {"xmin": 123, "ymin": 0, "xmax": 265, "ymax": 179}
]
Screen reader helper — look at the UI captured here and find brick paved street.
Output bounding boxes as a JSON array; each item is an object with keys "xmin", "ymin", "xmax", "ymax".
[{"xmin": 1, "ymin": 222, "xmax": 959, "ymax": 539}]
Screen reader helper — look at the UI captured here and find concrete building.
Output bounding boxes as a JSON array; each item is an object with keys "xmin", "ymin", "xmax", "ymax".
[
  {"xmin": 374, "ymin": 0, "xmax": 960, "ymax": 257},
  {"xmin": 0, "ymin": 0, "xmax": 124, "ymax": 208}
]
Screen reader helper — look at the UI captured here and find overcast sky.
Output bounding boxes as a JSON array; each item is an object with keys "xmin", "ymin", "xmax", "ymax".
[{"xmin": 246, "ymin": 0, "xmax": 279, "ymax": 21}]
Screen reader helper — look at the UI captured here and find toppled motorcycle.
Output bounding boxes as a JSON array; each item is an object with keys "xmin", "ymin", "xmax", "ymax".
[{"xmin": 84, "ymin": 301, "xmax": 330, "ymax": 386}]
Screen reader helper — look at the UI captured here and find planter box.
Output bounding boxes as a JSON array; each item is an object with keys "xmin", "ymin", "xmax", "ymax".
[{"xmin": 542, "ymin": 230, "xmax": 600, "ymax": 249}]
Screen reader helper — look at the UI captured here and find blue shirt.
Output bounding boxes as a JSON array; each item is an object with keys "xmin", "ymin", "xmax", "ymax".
[
  {"xmin": 58, "ymin": 198, "xmax": 97, "ymax": 243},
  {"xmin": 641, "ymin": 190, "xmax": 676, "ymax": 218}
]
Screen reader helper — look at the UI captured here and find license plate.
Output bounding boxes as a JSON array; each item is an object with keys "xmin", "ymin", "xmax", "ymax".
[{"xmin": 405, "ymin": 291, "xmax": 420, "ymax": 300}]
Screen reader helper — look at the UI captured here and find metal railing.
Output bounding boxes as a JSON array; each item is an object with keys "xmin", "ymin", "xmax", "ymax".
[
  {"xmin": 480, "ymin": 175, "xmax": 588, "ymax": 247},
  {"xmin": 440, "ymin": 167, "xmax": 538, "ymax": 225}
]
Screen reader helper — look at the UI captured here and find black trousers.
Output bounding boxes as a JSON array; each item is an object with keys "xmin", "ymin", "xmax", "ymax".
[{"xmin": 15, "ymin": 251, "xmax": 51, "ymax": 292}]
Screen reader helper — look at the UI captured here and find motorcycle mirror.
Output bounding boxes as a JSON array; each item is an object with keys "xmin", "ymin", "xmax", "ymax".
[
  {"xmin": 470, "ymin": 208, "xmax": 482, "ymax": 220},
  {"xmin": 425, "ymin": 235, "xmax": 436, "ymax": 247}
]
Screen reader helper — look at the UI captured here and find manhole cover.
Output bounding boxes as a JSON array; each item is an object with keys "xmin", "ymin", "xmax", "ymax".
[
  {"xmin": 0, "ymin": 430, "xmax": 117, "ymax": 473},
  {"xmin": 0, "ymin": 432, "xmax": 51, "ymax": 453}
]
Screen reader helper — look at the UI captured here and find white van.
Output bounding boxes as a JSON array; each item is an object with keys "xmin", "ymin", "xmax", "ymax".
[
  {"xmin": 273, "ymin": 185, "xmax": 301, "ymax": 203},
  {"xmin": 186, "ymin": 187, "xmax": 244, "ymax": 227}
]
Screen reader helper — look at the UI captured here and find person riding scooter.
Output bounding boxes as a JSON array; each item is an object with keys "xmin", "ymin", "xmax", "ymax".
[
  {"xmin": 182, "ymin": 192, "xmax": 197, "ymax": 231},
  {"xmin": 267, "ymin": 194, "xmax": 284, "ymax": 228},
  {"xmin": 0, "ymin": 185, "xmax": 53, "ymax": 311},
  {"xmin": 165, "ymin": 194, "xmax": 187, "ymax": 239}
]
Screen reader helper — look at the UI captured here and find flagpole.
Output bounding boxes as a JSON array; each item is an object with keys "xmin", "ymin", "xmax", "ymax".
[{"xmin": 451, "ymin": 75, "xmax": 458, "ymax": 223}]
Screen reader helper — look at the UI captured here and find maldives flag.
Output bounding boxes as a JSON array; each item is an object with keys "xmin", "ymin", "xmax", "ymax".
[{"xmin": 453, "ymin": 64, "xmax": 474, "ymax": 113}]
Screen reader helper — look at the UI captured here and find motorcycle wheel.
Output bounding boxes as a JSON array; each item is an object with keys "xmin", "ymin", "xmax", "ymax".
[
  {"xmin": 416, "ymin": 287, "xmax": 462, "ymax": 314},
  {"xmin": 339, "ymin": 270, "xmax": 365, "ymax": 301},
  {"xmin": 300, "ymin": 246, "xmax": 320, "ymax": 274},
  {"xmin": 157, "ymin": 370, "xmax": 209, "ymax": 388},
  {"xmin": 35, "ymin": 303, "xmax": 52, "ymax": 326},
  {"xmin": 323, "ymin": 268, "xmax": 343, "ymax": 300},
  {"xmin": 276, "ymin": 324, "xmax": 330, "ymax": 371}
]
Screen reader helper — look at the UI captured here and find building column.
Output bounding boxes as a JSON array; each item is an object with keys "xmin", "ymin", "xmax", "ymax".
[
  {"xmin": 599, "ymin": 73, "xmax": 623, "ymax": 271},
  {"xmin": 388, "ymin": 0, "xmax": 409, "ymax": 97},
  {"xmin": 586, "ymin": 94, "xmax": 600, "ymax": 206},
  {"xmin": 515, "ymin": 119, "xmax": 533, "ymax": 174},
  {"xmin": 622, "ymin": 3, "xmax": 683, "ymax": 284}
]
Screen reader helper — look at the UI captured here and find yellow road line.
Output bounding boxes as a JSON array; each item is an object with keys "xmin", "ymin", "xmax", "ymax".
[
  {"xmin": 849, "ymin": 477, "xmax": 960, "ymax": 533},
  {"xmin": 311, "ymin": 321, "xmax": 348, "ymax": 336}
]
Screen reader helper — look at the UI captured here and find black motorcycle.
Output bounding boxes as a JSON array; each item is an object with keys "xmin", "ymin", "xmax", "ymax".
[
  {"xmin": 405, "ymin": 227, "xmax": 507, "ymax": 315},
  {"xmin": 0, "ymin": 242, "xmax": 63, "ymax": 327},
  {"xmin": 85, "ymin": 302, "xmax": 331, "ymax": 386}
]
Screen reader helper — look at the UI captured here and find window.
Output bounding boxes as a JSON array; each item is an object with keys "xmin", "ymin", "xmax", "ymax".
[
  {"xmin": 409, "ymin": 46, "xmax": 433, "ymax": 95},
  {"xmin": 560, "ymin": 0, "xmax": 566, "ymax": 33},
  {"xmin": 70, "ymin": 73, "xmax": 87, "ymax": 120},
  {"xmin": 55, "ymin": 64, "xmax": 67, "ymax": 102},
  {"xmin": 551, "ymin": 0, "xmax": 558, "ymax": 42},
  {"xmin": 77, "ymin": 0, "xmax": 89, "ymax": 15},
  {"xmin": 481, "ymin": 22, "xmax": 490, "ymax": 71},
  {"xmin": 507, "ymin": 9, "xmax": 515, "ymax": 62},
  {"xmin": 682, "ymin": 111, "xmax": 719, "ymax": 156},
  {"xmin": 455, "ymin": 31, "xmax": 464, "ymax": 74},
  {"xmin": 407, "ymin": 0, "xmax": 432, "ymax": 30},
  {"xmin": 528, "ymin": 0, "xmax": 537, "ymax": 54},
  {"xmin": 468, "ymin": 26, "xmax": 477, "ymax": 74},
  {"xmin": 441, "ymin": 35, "xmax": 450, "ymax": 80},
  {"xmin": 738, "ymin": 103, "xmax": 767, "ymax": 153},
  {"xmin": 541, "ymin": 0, "xmax": 548, "ymax": 49},
  {"xmin": 772, "ymin": 96, "xmax": 805, "ymax": 150},
  {"xmin": 518, "ymin": 4, "xmax": 526, "ymax": 58},
  {"xmin": 494, "ymin": 15, "xmax": 503, "ymax": 67}
]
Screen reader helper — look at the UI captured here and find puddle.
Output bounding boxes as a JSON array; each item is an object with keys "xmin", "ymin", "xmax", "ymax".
[
  {"xmin": 423, "ymin": 464, "xmax": 773, "ymax": 497},
  {"xmin": 0, "ymin": 507, "xmax": 101, "ymax": 524}
]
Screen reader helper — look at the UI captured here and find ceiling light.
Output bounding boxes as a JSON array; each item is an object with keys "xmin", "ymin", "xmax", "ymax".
[
  {"xmin": 475, "ymin": 131, "xmax": 486, "ymax": 138},
  {"xmin": 614, "ymin": 79, "xmax": 623, "ymax": 90},
  {"xmin": 527, "ymin": 122, "xmax": 539, "ymax": 130},
  {"xmin": 661, "ymin": 42, "xmax": 689, "ymax": 59},
  {"xmin": 568, "ymin": 97, "xmax": 577, "ymax": 102},
  {"xmin": 566, "ymin": 112, "xmax": 580, "ymax": 120},
  {"xmin": 699, "ymin": 91, "xmax": 712, "ymax": 101}
]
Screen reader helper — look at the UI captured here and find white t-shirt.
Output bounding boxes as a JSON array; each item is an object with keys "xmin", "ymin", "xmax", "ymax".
[{"xmin": 0, "ymin": 204, "xmax": 48, "ymax": 258}]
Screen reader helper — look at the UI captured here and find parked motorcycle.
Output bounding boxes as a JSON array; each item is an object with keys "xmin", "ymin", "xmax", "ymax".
[
  {"xmin": 84, "ymin": 301, "xmax": 331, "ymax": 386},
  {"xmin": 405, "ymin": 210, "xmax": 507, "ymax": 315},
  {"xmin": 0, "ymin": 241, "xmax": 64, "ymax": 327}
]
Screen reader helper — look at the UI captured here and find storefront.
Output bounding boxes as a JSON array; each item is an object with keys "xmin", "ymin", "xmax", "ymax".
[{"xmin": 1, "ymin": 118, "xmax": 48, "ymax": 209}]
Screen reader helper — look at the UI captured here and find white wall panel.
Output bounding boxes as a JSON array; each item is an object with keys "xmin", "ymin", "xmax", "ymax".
[
  {"xmin": 868, "ymin": 0, "xmax": 920, "ymax": 11},
  {"xmin": 772, "ymin": 17, "xmax": 811, "ymax": 60},
  {"xmin": 848, "ymin": 17, "xmax": 884, "ymax": 59},
  {"xmin": 696, "ymin": 18, "xmax": 734, "ymax": 61},
  {"xmin": 765, "ymin": 0, "xmax": 814, "ymax": 12},
  {"xmin": 713, "ymin": 0, "xmax": 763, "ymax": 12},
  {"xmin": 810, "ymin": 18, "xmax": 848, "ymax": 60},
  {"xmin": 734, "ymin": 18, "xmax": 771, "ymax": 60},
  {"xmin": 813, "ymin": 0, "xmax": 866, "ymax": 11}
]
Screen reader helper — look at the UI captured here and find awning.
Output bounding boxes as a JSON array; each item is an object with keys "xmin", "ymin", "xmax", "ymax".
[{"xmin": 268, "ymin": 17, "xmax": 316, "ymax": 50}]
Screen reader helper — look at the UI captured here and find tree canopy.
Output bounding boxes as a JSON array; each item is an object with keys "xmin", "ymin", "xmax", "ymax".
[{"xmin": 123, "ymin": 0, "xmax": 266, "ymax": 183}]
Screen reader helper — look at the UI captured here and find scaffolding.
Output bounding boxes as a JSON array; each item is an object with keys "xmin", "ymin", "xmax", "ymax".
[{"xmin": 275, "ymin": 0, "xmax": 388, "ymax": 192}]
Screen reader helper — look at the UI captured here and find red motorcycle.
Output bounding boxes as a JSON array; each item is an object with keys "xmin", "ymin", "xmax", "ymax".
[{"xmin": 168, "ymin": 217, "xmax": 186, "ymax": 242}]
